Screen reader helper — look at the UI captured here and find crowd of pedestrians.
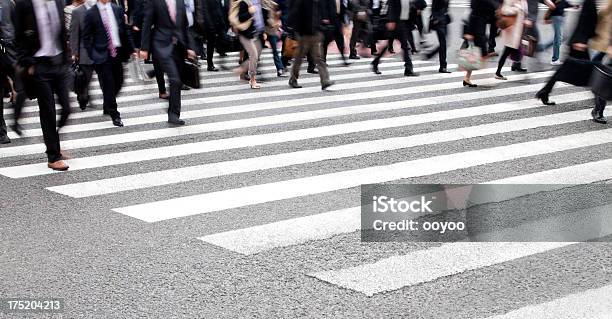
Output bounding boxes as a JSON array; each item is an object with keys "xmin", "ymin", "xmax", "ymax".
[{"xmin": 0, "ymin": 0, "xmax": 610, "ymax": 172}]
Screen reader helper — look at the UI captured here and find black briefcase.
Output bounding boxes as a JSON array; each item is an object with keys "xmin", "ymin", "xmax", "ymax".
[
  {"xmin": 180, "ymin": 59, "xmax": 201, "ymax": 89},
  {"xmin": 72, "ymin": 63, "xmax": 87, "ymax": 93},
  {"xmin": 555, "ymin": 58, "xmax": 595, "ymax": 87},
  {"xmin": 590, "ymin": 63, "xmax": 612, "ymax": 100}
]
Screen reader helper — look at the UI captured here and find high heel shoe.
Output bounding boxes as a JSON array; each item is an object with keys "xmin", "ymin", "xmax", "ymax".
[
  {"xmin": 495, "ymin": 74, "xmax": 508, "ymax": 80},
  {"xmin": 463, "ymin": 80, "xmax": 477, "ymax": 88},
  {"xmin": 250, "ymin": 80, "xmax": 261, "ymax": 89}
]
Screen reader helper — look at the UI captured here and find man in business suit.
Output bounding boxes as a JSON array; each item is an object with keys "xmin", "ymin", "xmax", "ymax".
[
  {"xmin": 83, "ymin": 0, "xmax": 135, "ymax": 127},
  {"xmin": 195, "ymin": 0, "xmax": 228, "ymax": 71},
  {"xmin": 69, "ymin": 0, "xmax": 95, "ymax": 110},
  {"xmin": 322, "ymin": 0, "xmax": 348, "ymax": 64},
  {"xmin": 14, "ymin": 0, "xmax": 72, "ymax": 170},
  {"xmin": 139, "ymin": 0, "xmax": 196, "ymax": 125}
]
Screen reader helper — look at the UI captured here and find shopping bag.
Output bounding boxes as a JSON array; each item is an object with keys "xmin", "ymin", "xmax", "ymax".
[
  {"xmin": 590, "ymin": 63, "xmax": 612, "ymax": 100},
  {"xmin": 457, "ymin": 41, "xmax": 482, "ymax": 71}
]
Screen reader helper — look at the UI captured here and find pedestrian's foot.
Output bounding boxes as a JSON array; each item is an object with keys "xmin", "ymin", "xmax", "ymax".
[
  {"xmin": 10, "ymin": 123, "xmax": 23, "ymax": 136},
  {"xmin": 463, "ymin": 80, "xmax": 477, "ymax": 87},
  {"xmin": 551, "ymin": 60, "xmax": 563, "ymax": 66},
  {"xmin": 439, "ymin": 68, "xmax": 451, "ymax": 73},
  {"xmin": 181, "ymin": 85, "xmax": 191, "ymax": 90},
  {"xmin": 307, "ymin": 69, "xmax": 318, "ymax": 74},
  {"xmin": 591, "ymin": 109, "xmax": 607, "ymax": 124},
  {"xmin": 277, "ymin": 70, "xmax": 286, "ymax": 77},
  {"xmin": 487, "ymin": 51, "xmax": 498, "ymax": 57},
  {"xmin": 288, "ymin": 80, "xmax": 302, "ymax": 89},
  {"xmin": 159, "ymin": 92, "xmax": 169, "ymax": 100},
  {"xmin": 47, "ymin": 160, "xmax": 69, "ymax": 171},
  {"xmin": 535, "ymin": 90, "xmax": 555, "ymax": 105},
  {"xmin": 79, "ymin": 102, "xmax": 87, "ymax": 110},
  {"xmin": 511, "ymin": 65, "xmax": 527, "ymax": 72},
  {"xmin": 389, "ymin": 48, "xmax": 395, "ymax": 54},
  {"xmin": 207, "ymin": 66, "xmax": 219, "ymax": 72},
  {"xmin": 0, "ymin": 134, "xmax": 10, "ymax": 144},
  {"xmin": 250, "ymin": 80, "xmax": 261, "ymax": 89},
  {"xmin": 168, "ymin": 118, "xmax": 186, "ymax": 126},
  {"xmin": 322, "ymin": 81, "xmax": 335, "ymax": 90},
  {"xmin": 371, "ymin": 62, "xmax": 381, "ymax": 75},
  {"xmin": 349, "ymin": 54, "xmax": 360, "ymax": 60},
  {"xmin": 404, "ymin": 69, "xmax": 419, "ymax": 76},
  {"xmin": 495, "ymin": 74, "xmax": 508, "ymax": 80},
  {"xmin": 112, "ymin": 117, "xmax": 124, "ymax": 127}
]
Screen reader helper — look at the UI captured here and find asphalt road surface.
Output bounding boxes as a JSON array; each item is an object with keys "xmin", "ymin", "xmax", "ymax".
[{"xmin": 1, "ymin": 7, "xmax": 612, "ymax": 319}]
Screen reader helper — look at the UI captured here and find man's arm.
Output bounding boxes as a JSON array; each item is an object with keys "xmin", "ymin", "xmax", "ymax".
[{"xmin": 69, "ymin": 8, "xmax": 81, "ymax": 58}]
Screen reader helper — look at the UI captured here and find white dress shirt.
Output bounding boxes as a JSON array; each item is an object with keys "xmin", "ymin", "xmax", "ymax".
[
  {"xmin": 32, "ymin": 0, "xmax": 62, "ymax": 57},
  {"xmin": 184, "ymin": 0, "xmax": 194, "ymax": 27},
  {"xmin": 97, "ymin": 1, "xmax": 121, "ymax": 47},
  {"xmin": 372, "ymin": 0, "xmax": 380, "ymax": 9}
]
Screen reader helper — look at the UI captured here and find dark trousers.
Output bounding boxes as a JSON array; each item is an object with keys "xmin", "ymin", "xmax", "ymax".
[
  {"xmin": 427, "ymin": 23, "xmax": 448, "ymax": 69},
  {"xmin": 76, "ymin": 64, "xmax": 94, "ymax": 108},
  {"xmin": 496, "ymin": 46, "xmax": 519, "ymax": 75},
  {"xmin": 349, "ymin": 18, "xmax": 372, "ymax": 55},
  {"xmin": 323, "ymin": 21, "xmax": 347, "ymax": 61},
  {"xmin": 153, "ymin": 57, "xmax": 166, "ymax": 94},
  {"xmin": 157, "ymin": 46, "xmax": 184, "ymax": 120},
  {"xmin": 0, "ymin": 73, "xmax": 7, "ymax": 138},
  {"xmin": 488, "ymin": 22, "xmax": 497, "ymax": 53},
  {"xmin": 34, "ymin": 61, "xmax": 71, "ymax": 163},
  {"xmin": 373, "ymin": 20, "xmax": 414, "ymax": 71},
  {"xmin": 205, "ymin": 31, "xmax": 219, "ymax": 68},
  {"xmin": 9, "ymin": 69, "xmax": 27, "ymax": 127},
  {"xmin": 290, "ymin": 32, "xmax": 330, "ymax": 86},
  {"xmin": 94, "ymin": 58, "xmax": 123, "ymax": 119}
]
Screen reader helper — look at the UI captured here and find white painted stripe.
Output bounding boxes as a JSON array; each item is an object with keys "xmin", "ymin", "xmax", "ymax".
[
  {"xmin": 309, "ymin": 202, "xmax": 612, "ymax": 296},
  {"xmin": 0, "ymin": 71, "xmax": 555, "ymax": 154},
  {"xmin": 111, "ymin": 129, "xmax": 612, "ymax": 222},
  {"xmin": 7, "ymin": 65, "xmax": 508, "ymax": 137},
  {"xmin": 1, "ymin": 91, "xmax": 590, "ymax": 178},
  {"xmin": 8, "ymin": 62, "xmax": 447, "ymax": 126},
  {"xmin": 5, "ymin": 57, "xmax": 402, "ymax": 116},
  {"xmin": 199, "ymin": 158, "xmax": 612, "ymax": 255},
  {"xmin": 484, "ymin": 284, "xmax": 612, "ymax": 319},
  {"xmin": 309, "ymin": 242, "xmax": 574, "ymax": 296},
  {"xmin": 46, "ymin": 109, "xmax": 591, "ymax": 198}
]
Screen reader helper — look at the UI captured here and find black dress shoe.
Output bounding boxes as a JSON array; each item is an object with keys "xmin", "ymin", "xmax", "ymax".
[
  {"xmin": 307, "ymin": 69, "xmax": 318, "ymax": 74},
  {"xmin": 112, "ymin": 117, "xmax": 124, "ymax": 127},
  {"xmin": 0, "ymin": 134, "xmax": 10, "ymax": 144},
  {"xmin": 371, "ymin": 62, "xmax": 381, "ymax": 75},
  {"xmin": 439, "ymin": 68, "xmax": 451, "ymax": 73},
  {"xmin": 79, "ymin": 101, "xmax": 87, "ymax": 110},
  {"xmin": 404, "ymin": 69, "xmax": 419, "ymax": 76},
  {"xmin": 535, "ymin": 91, "xmax": 556, "ymax": 105},
  {"xmin": 168, "ymin": 118, "xmax": 185, "ymax": 125},
  {"xmin": 591, "ymin": 109, "xmax": 607, "ymax": 124},
  {"xmin": 288, "ymin": 80, "xmax": 302, "ymax": 88},
  {"xmin": 463, "ymin": 80, "xmax": 477, "ymax": 87},
  {"xmin": 10, "ymin": 123, "xmax": 23, "ymax": 136},
  {"xmin": 321, "ymin": 81, "xmax": 335, "ymax": 90},
  {"xmin": 511, "ymin": 64, "xmax": 527, "ymax": 72},
  {"xmin": 181, "ymin": 85, "xmax": 191, "ymax": 90},
  {"xmin": 207, "ymin": 66, "xmax": 219, "ymax": 72},
  {"xmin": 349, "ymin": 54, "xmax": 360, "ymax": 60},
  {"xmin": 256, "ymin": 70, "xmax": 262, "ymax": 76}
]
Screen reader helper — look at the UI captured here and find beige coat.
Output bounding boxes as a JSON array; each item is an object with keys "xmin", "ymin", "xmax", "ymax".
[
  {"xmin": 500, "ymin": 0, "xmax": 527, "ymax": 49},
  {"xmin": 591, "ymin": 1, "xmax": 612, "ymax": 52}
]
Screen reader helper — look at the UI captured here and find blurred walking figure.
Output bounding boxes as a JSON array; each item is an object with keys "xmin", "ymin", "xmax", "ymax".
[
  {"xmin": 83, "ymin": 0, "xmax": 136, "ymax": 127},
  {"xmin": 535, "ymin": 0, "xmax": 598, "ymax": 106},
  {"xmin": 14, "ymin": 0, "xmax": 72, "ymax": 170},
  {"xmin": 423, "ymin": 0, "xmax": 451, "ymax": 73},
  {"xmin": 262, "ymin": 0, "xmax": 285, "ymax": 77},
  {"xmin": 371, "ymin": 0, "xmax": 420, "ymax": 76},
  {"xmin": 287, "ymin": 0, "xmax": 335, "ymax": 89},
  {"xmin": 229, "ymin": 0, "xmax": 263, "ymax": 89},
  {"xmin": 69, "ymin": 0, "xmax": 96, "ymax": 110},
  {"xmin": 140, "ymin": 0, "xmax": 197, "ymax": 125},
  {"xmin": 462, "ymin": 0, "xmax": 497, "ymax": 87},
  {"xmin": 0, "ymin": 0, "xmax": 16, "ymax": 143},
  {"xmin": 588, "ymin": 0, "xmax": 611, "ymax": 124},
  {"xmin": 322, "ymin": 0, "xmax": 349, "ymax": 65},
  {"xmin": 196, "ymin": 0, "xmax": 229, "ymax": 71},
  {"xmin": 494, "ymin": 0, "xmax": 527, "ymax": 80},
  {"xmin": 348, "ymin": 0, "xmax": 371, "ymax": 59},
  {"xmin": 539, "ymin": 0, "xmax": 579, "ymax": 65}
]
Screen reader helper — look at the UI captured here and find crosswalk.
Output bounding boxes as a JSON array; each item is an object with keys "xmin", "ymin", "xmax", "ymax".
[{"xmin": 1, "ymin": 51, "xmax": 611, "ymax": 316}]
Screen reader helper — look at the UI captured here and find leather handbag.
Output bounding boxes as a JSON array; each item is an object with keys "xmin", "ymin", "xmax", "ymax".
[
  {"xmin": 72, "ymin": 62, "xmax": 87, "ymax": 93},
  {"xmin": 180, "ymin": 59, "xmax": 201, "ymax": 89},
  {"xmin": 590, "ymin": 63, "xmax": 612, "ymax": 100},
  {"xmin": 282, "ymin": 37, "xmax": 298, "ymax": 58},
  {"xmin": 495, "ymin": 6, "xmax": 518, "ymax": 30},
  {"xmin": 520, "ymin": 34, "xmax": 537, "ymax": 57}
]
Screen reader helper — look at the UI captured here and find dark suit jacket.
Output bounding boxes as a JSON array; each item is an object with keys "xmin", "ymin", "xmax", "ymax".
[
  {"xmin": 69, "ymin": 4, "xmax": 93, "ymax": 64},
  {"xmin": 569, "ymin": 0, "xmax": 598, "ymax": 45},
  {"xmin": 195, "ymin": 0, "xmax": 228, "ymax": 34},
  {"xmin": 83, "ymin": 3, "xmax": 134, "ymax": 64},
  {"xmin": 387, "ymin": 0, "xmax": 407, "ymax": 22},
  {"xmin": 289, "ymin": 0, "xmax": 330, "ymax": 35},
  {"xmin": 14, "ymin": 0, "xmax": 70, "ymax": 68},
  {"xmin": 141, "ymin": 0, "xmax": 193, "ymax": 58}
]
